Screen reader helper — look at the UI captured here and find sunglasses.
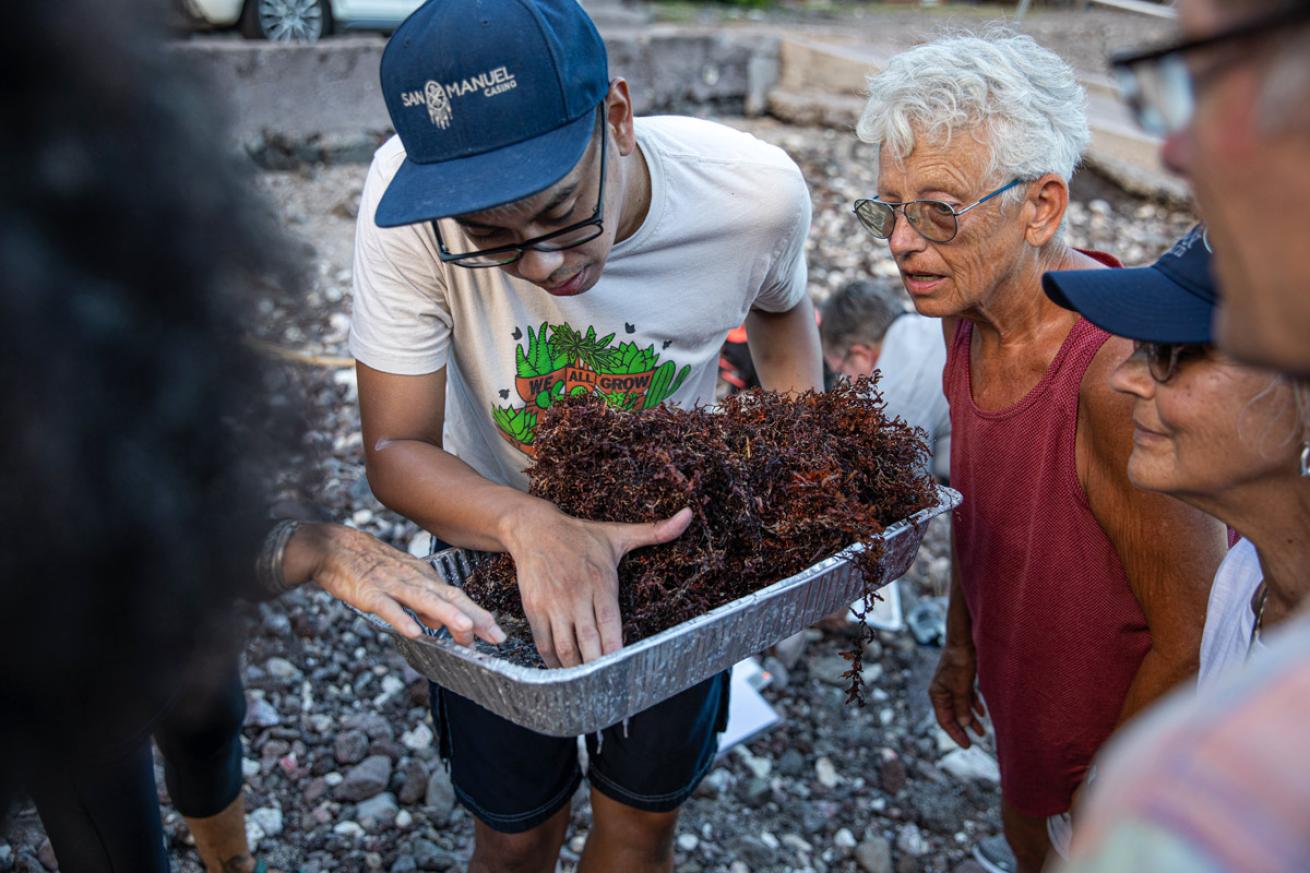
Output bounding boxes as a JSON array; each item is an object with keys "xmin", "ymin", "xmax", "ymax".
[
  {"xmin": 1133, "ymin": 340, "xmax": 1209, "ymax": 383},
  {"xmin": 852, "ymin": 179, "xmax": 1025, "ymax": 244}
]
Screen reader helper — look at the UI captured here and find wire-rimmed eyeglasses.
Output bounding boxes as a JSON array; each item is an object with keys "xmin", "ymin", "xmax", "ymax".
[{"xmin": 852, "ymin": 178, "xmax": 1025, "ymax": 244}]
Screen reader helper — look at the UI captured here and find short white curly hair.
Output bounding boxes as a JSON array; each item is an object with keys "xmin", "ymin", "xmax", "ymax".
[{"xmin": 857, "ymin": 31, "xmax": 1090, "ymax": 199}]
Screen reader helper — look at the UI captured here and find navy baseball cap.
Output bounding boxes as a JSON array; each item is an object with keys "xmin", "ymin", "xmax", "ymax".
[
  {"xmin": 375, "ymin": 0, "xmax": 610, "ymax": 228},
  {"xmin": 1042, "ymin": 225, "xmax": 1217, "ymax": 344}
]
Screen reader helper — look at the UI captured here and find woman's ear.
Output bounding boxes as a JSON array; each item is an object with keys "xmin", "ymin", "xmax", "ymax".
[{"xmin": 1023, "ymin": 173, "xmax": 1069, "ymax": 248}]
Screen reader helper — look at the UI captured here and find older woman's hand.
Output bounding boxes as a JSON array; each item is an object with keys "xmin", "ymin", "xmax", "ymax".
[{"xmin": 283, "ymin": 522, "xmax": 506, "ymax": 646}]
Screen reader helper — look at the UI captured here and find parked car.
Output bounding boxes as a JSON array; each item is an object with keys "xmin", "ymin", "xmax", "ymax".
[{"xmin": 175, "ymin": 0, "xmax": 424, "ymax": 42}]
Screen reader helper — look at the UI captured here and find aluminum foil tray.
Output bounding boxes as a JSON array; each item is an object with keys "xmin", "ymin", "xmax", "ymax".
[{"xmin": 357, "ymin": 485, "xmax": 960, "ymax": 737}]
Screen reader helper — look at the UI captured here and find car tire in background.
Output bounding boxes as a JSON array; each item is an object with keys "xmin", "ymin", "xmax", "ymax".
[{"xmin": 239, "ymin": 0, "xmax": 333, "ymax": 41}]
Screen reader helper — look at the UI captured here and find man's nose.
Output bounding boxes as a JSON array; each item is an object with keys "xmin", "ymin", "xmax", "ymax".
[
  {"xmin": 1161, "ymin": 126, "xmax": 1193, "ymax": 177},
  {"xmin": 512, "ymin": 248, "xmax": 566, "ymax": 284}
]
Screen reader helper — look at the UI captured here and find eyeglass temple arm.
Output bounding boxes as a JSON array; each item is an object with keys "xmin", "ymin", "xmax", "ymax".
[{"xmin": 956, "ymin": 178, "xmax": 1026, "ymax": 215}]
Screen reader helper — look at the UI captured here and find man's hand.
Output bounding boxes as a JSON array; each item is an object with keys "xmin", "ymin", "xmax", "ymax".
[
  {"xmin": 928, "ymin": 642, "xmax": 987, "ymax": 749},
  {"xmin": 505, "ymin": 505, "xmax": 693, "ymax": 668},
  {"xmin": 285, "ymin": 522, "xmax": 507, "ymax": 646}
]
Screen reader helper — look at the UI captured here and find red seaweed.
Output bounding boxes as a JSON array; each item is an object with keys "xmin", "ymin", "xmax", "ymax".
[{"xmin": 462, "ymin": 375, "xmax": 936, "ymax": 704}]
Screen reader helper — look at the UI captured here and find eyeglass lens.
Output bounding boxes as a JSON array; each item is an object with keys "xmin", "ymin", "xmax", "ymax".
[
  {"xmin": 1117, "ymin": 54, "xmax": 1195, "ymax": 137},
  {"xmin": 1135, "ymin": 341, "xmax": 1206, "ymax": 382},
  {"xmin": 449, "ymin": 224, "xmax": 605, "ymax": 267},
  {"xmin": 855, "ymin": 200, "xmax": 958, "ymax": 242}
]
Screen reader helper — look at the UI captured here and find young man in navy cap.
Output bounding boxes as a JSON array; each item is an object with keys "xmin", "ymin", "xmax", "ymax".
[{"xmin": 349, "ymin": 0, "xmax": 822, "ymax": 869}]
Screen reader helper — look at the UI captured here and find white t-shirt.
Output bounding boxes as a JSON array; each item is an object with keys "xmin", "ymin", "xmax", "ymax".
[
  {"xmin": 350, "ymin": 116, "xmax": 811, "ymax": 490},
  {"xmin": 1198, "ymin": 536, "xmax": 1266, "ymax": 688},
  {"xmin": 876, "ymin": 313, "xmax": 951, "ymax": 479}
]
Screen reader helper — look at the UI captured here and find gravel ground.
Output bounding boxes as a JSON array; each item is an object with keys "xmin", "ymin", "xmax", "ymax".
[{"xmin": 3, "ymin": 19, "xmax": 1196, "ymax": 872}]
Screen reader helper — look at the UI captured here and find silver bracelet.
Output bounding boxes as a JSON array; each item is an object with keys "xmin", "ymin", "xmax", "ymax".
[{"xmin": 256, "ymin": 519, "xmax": 301, "ymax": 598}]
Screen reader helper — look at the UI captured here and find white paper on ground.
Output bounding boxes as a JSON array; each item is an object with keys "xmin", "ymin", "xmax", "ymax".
[
  {"xmin": 846, "ymin": 577, "xmax": 904, "ymax": 632},
  {"xmin": 716, "ymin": 658, "xmax": 783, "ymax": 757}
]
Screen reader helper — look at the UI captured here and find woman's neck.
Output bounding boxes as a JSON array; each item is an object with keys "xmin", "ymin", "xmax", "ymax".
[
  {"xmin": 963, "ymin": 239, "xmax": 1086, "ymax": 346},
  {"xmin": 1190, "ymin": 477, "xmax": 1310, "ymax": 629}
]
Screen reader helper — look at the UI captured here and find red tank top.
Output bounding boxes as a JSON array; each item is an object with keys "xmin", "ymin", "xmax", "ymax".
[{"xmin": 943, "ymin": 288, "xmax": 1150, "ymax": 817}]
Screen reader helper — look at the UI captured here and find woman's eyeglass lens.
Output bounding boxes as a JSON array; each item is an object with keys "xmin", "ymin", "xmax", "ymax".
[{"xmin": 1134, "ymin": 340, "xmax": 1207, "ymax": 383}]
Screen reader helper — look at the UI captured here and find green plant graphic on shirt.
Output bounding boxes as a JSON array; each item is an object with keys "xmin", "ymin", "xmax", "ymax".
[{"xmin": 495, "ymin": 321, "xmax": 691, "ymax": 453}]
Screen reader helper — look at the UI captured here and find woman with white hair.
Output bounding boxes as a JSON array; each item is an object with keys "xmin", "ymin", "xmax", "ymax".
[{"xmin": 854, "ymin": 33, "xmax": 1227, "ymax": 872}]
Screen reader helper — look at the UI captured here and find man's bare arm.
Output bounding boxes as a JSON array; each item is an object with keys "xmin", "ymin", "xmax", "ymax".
[{"xmin": 743, "ymin": 296, "xmax": 824, "ymax": 393}]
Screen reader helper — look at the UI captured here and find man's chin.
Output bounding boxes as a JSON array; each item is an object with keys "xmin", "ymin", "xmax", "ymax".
[{"xmin": 540, "ymin": 265, "xmax": 593, "ymax": 297}]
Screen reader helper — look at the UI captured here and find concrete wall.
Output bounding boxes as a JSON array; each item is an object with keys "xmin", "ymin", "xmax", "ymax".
[{"xmin": 172, "ymin": 29, "xmax": 779, "ymax": 157}]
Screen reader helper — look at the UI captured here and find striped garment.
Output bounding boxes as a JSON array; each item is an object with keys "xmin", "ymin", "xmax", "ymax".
[{"xmin": 1063, "ymin": 613, "xmax": 1310, "ymax": 873}]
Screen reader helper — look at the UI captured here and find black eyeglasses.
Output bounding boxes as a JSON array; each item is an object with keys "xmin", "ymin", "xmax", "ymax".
[
  {"xmin": 852, "ymin": 179, "xmax": 1024, "ymax": 244},
  {"xmin": 432, "ymin": 109, "xmax": 606, "ymax": 268},
  {"xmin": 1110, "ymin": 3, "xmax": 1310, "ymax": 137},
  {"xmin": 1132, "ymin": 340, "xmax": 1209, "ymax": 383}
]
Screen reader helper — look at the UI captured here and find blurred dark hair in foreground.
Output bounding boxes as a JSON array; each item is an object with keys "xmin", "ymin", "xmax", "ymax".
[{"xmin": 0, "ymin": 0, "xmax": 299, "ymax": 794}]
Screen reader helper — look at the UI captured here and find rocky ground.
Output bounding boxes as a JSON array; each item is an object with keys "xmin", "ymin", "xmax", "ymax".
[{"xmin": 2, "ymin": 15, "xmax": 1197, "ymax": 871}]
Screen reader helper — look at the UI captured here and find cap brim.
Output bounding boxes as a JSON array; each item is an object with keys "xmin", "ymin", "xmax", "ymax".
[
  {"xmin": 374, "ymin": 110, "xmax": 595, "ymax": 228},
  {"xmin": 1042, "ymin": 265, "xmax": 1214, "ymax": 344}
]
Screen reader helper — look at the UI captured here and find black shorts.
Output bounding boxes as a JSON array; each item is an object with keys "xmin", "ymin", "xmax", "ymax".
[{"xmin": 430, "ymin": 671, "xmax": 730, "ymax": 834}]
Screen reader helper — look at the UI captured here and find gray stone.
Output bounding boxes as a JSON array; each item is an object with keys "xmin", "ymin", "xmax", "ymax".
[
  {"xmin": 390, "ymin": 858, "xmax": 418, "ymax": 873},
  {"xmin": 812, "ymin": 655, "xmax": 854, "ymax": 686},
  {"xmin": 335, "ymin": 755, "xmax": 392, "ymax": 802},
  {"xmin": 356, "ymin": 792, "xmax": 399, "ymax": 828},
  {"xmin": 334, "ymin": 729, "xmax": 370, "ymax": 765},
  {"xmin": 265, "ymin": 656, "xmax": 302, "ymax": 681},
  {"xmin": 397, "ymin": 758, "xmax": 428, "ymax": 805},
  {"xmin": 879, "ymin": 753, "xmax": 908, "ymax": 795},
  {"xmin": 425, "ymin": 766, "xmax": 457, "ymax": 821},
  {"xmin": 777, "ymin": 748, "xmax": 806, "ymax": 778},
  {"xmin": 0, "ymin": 844, "xmax": 11, "ymax": 873},
  {"xmin": 738, "ymin": 776, "xmax": 771, "ymax": 807},
  {"xmin": 727, "ymin": 836, "xmax": 774, "ymax": 869},
  {"xmin": 855, "ymin": 837, "xmax": 892, "ymax": 873},
  {"xmin": 410, "ymin": 838, "xmax": 451, "ymax": 871},
  {"xmin": 245, "ymin": 696, "xmax": 280, "ymax": 728}
]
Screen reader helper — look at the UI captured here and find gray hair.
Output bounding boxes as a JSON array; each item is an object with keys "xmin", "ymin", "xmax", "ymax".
[
  {"xmin": 857, "ymin": 31, "xmax": 1090, "ymax": 199},
  {"xmin": 820, "ymin": 278, "xmax": 907, "ymax": 355}
]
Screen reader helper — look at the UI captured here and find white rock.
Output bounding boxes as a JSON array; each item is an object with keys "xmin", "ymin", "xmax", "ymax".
[
  {"xmin": 835, "ymin": 828, "xmax": 858, "ymax": 850},
  {"xmin": 569, "ymin": 835, "xmax": 587, "ymax": 853},
  {"xmin": 241, "ymin": 758, "xmax": 261, "ymax": 779},
  {"xmin": 939, "ymin": 746, "xmax": 1000, "ymax": 784},
  {"xmin": 265, "ymin": 657, "xmax": 300, "ymax": 680},
  {"xmin": 245, "ymin": 820, "xmax": 265, "ymax": 853},
  {"xmin": 333, "ymin": 821, "xmax": 365, "ymax": 839},
  {"xmin": 783, "ymin": 834, "xmax": 813, "ymax": 854},
  {"xmin": 324, "ymin": 772, "xmax": 344, "ymax": 787},
  {"xmin": 730, "ymin": 863, "xmax": 750, "ymax": 873},
  {"xmin": 395, "ymin": 810, "xmax": 413, "ymax": 829},
  {"xmin": 401, "ymin": 724, "xmax": 434, "ymax": 751},
  {"xmin": 934, "ymin": 726, "xmax": 960, "ymax": 755},
  {"xmin": 760, "ymin": 831, "xmax": 780, "ymax": 850},
  {"xmin": 815, "ymin": 757, "xmax": 840, "ymax": 788},
  {"xmin": 733, "ymin": 746, "xmax": 772, "ymax": 780},
  {"xmin": 677, "ymin": 834, "xmax": 699, "ymax": 852},
  {"xmin": 896, "ymin": 823, "xmax": 929, "ymax": 857},
  {"xmin": 352, "ymin": 509, "xmax": 374, "ymax": 526},
  {"xmin": 249, "ymin": 806, "xmax": 283, "ymax": 837},
  {"xmin": 408, "ymin": 530, "xmax": 432, "ymax": 558}
]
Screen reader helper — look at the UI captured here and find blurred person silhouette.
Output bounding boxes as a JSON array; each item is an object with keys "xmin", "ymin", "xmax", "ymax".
[
  {"xmin": 1045, "ymin": 0, "xmax": 1310, "ymax": 868},
  {"xmin": 820, "ymin": 278, "xmax": 951, "ymax": 480},
  {"xmin": 0, "ymin": 2, "xmax": 501, "ymax": 871}
]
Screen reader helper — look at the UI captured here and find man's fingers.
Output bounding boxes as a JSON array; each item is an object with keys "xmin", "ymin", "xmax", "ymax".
[
  {"xmin": 422, "ymin": 585, "xmax": 506, "ymax": 645},
  {"xmin": 573, "ymin": 608, "xmax": 604, "ymax": 664},
  {"xmin": 594, "ymin": 594, "xmax": 623, "ymax": 656},
  {"xmin": 410, "ymin": 596, "xmax": 477, "ymax": 647},
  {"xmin": 550, "ymin": 616, "xmax": 581, "ymax": 668},
  {"xmin": 616, "ymin": 507, "xmax": 693, "ymax": 554},
  {"xmin": 525, "ymin": 613, "xmax": 561, "ymax": 669}
]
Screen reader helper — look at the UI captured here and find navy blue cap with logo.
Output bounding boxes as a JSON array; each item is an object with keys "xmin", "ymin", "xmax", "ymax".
[
  {"xmin": 1042, "ymin": 225, "xmax": 1218, "ymax": 344},
  {"xmin": 375, "ymin": 0, "xmax": 610, "ymax": 228}
]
